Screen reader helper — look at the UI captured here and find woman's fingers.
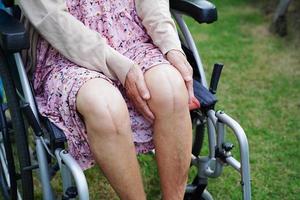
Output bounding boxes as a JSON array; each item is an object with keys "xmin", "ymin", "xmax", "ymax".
[
  {"xmin": 185, "ymin": 79, "xmax": 194, "ymax": 103},
  {"xmin": 166, "ymin": 50, "xmax": 194, "ymax": 103},
  {"xmin": 136, "ymin": 69, "xmax": 150, "ymax": 100},
  {"xmin": 133, "ymin": 94, "xmax": 155, "ymax": 123},
  {"xmin": 129, "ymin": 85, "xmax": 154, "ymax": 122},
  {"xmin": 184, "ymin": 61, "xmax": 194, "ymax": 103},
  {"xmin": 166, "ymin": 50, "xmax": 193, "ymax": 82},
  {"xmin": 125, "ymin": 65, "xmax": 154, "ymax": 122},
  {"xmin": 170, "ymin": 58, "xmax": 192, "ymax": 82}
]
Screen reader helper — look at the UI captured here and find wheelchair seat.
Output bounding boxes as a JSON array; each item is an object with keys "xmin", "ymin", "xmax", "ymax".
[
  {"xmin": 0, "ymin": 9, "xmax": 29, "ymax": 52},
  {"xmin": 170, "ymin": 0, "xmax": 218, "ymax": 24}
]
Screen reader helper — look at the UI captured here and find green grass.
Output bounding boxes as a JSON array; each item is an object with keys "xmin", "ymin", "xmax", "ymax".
[
  {"xmin": 81, "ymin": 1, "xmax": 300, "ymax": 199},
  {"xmin": 2, "ymin": 0, "xmax": 299, "ymax": 199},
  {"xmin": 185, "ymin": 0, "xmax": 300, "ymax": 199}
]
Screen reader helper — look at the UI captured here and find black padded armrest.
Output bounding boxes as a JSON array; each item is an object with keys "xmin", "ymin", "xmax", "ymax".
[
  {"xmin": 193, "ymin": 79, "xmax": 217, "ymax": 111},
  {"xmin": 182, "ymin": 45, "xmax": 217, "ymax": 111},
  {"xmin": 2, "ymin": 0, "xmax": 14, "ymax": 7},
  {"xmin": 44, "ymin": 118, "xmax": 66, "ymax": 152},
  {"xmin": 170, "ymin": 0, "xmax": 218, "ymax": 24},
  {"xmin": 0, "ymin": 9, "xmax": 29, "ymax": 52}
]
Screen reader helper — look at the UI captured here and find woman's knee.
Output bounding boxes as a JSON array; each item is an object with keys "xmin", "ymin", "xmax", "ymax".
[
  {"xmin": 145, "ymin": 64, "xmax": 189, "ymax": 115},
  {"xmin": 76, "ymin": 78, "xmax": 130, "ymax": 134}
]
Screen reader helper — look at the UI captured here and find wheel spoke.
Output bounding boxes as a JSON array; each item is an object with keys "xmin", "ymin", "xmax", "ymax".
[
  {"xmin": 0, "ymin": 136, "xmax": 11, "ymax": 188},
  {"xmin": 17, "ymin": 189, "xmax": 23, "ymax": 200}
]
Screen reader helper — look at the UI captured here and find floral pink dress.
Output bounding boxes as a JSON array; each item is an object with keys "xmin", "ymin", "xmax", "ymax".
[{"xmin": 33, "ymin": 0, "xmax": 169, "ymax": 170}]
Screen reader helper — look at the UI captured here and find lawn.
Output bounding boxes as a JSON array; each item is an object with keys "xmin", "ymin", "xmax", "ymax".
[
  {"xmin": 2, "ymin": 0, "xmax": 299, "ymax": 199},
  {"xmin": 82, "ymin": 0, "xmax": 300, "ymax": 199}
]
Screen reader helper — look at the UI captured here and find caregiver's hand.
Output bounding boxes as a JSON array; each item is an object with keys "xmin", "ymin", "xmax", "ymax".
[
  {"xmin": 166, "ymin": 50, "xmax": 195, "ymax": 104},
  {"xmin": 125, "ymin": 64, "xmax": 155, "ymax": 123}
]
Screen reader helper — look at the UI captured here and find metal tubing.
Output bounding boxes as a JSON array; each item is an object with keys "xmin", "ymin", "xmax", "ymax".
[
  {"xmin": 54, "ymin": 149, "xmax": 62, "ymax": 168},
  {"xmin": 207, "ymin": 110, "xmax": 217, "ymax": 158},
  {"xmin": 215, "ymin": 111, "xmax": 251, "ymax": 200},
  {"xmin": 197, "ymin": 156, "xmax": 213, "ymax": 177},
  {"xmin": 55, "ymin": 149, "xmax": 74, "ymax": 198},
  {"xmin": 185, "ymin": 185, "xmax": 197, "ymax": 193},
  {"xmin": 207, "ymin": 118, "xmax": 216, "ymax": 159},
  {"xmin": 61, "ymin": 164, "xmax": 74, "ymax": 196},
  {"xmin": 207, "ymin": 110, "xmax": 217, "ymax": 128},
  {"xmin": 15, "ymin": 53, "xmax": 56, "ymax": 199},
  {"xmin": 36, "ymin": 137, "xmax": 55, "ymax": 200},
  {"xmin": 204, "ymin": 114, "xmax": 226, "ymax": 178},
  {"xmin": 205, "ymin": 156, "xmax": 223, "ymax": 178},
  {"xmin": 172, "ymin": 10, "xmax": 208, "ymax": 87},
  {"xmin": 226, "ymin": 157, "xmax": 241, "ymax": 172},
  {"xmin": 216, "ymin": 119, "xmax": 225, "ymax": 150},
  {"xmin": 14, "ymin": 53, "xmax": 39, "ymax": 123},
  {"xmin": 59, "ymin": 150, "xmax": 89, "ymax": 200}
]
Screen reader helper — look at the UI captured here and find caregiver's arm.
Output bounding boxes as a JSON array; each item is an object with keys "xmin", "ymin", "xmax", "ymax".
[
  {"xmin": 135, "ymin": 0, "xmax": 183, "ymax": 55},
  {"xmin": 19, "ymin": 0, "xmax": 133, "ymax": 85},
  {"xmin": 136, "ymin": 0, "xmax": 195, "ymax": 104}
]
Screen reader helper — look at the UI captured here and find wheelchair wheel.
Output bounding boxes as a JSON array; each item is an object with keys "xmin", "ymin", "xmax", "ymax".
[
  {"xmin": 0, "ymin": 158, "xmax": 10, "ymax": 199},
  {"xmin": 184, "ymin": 189, "xmax": 213, "ymax": 200},
  {"xmin": 191, "ymin": 111, "xmax": 205, "ymax": 157},
  {"xmin": 0, "ymin": 105, "xmax": 18, "ymax": 200},
  {"xmin": 187, "ymin": 111, "xmax": 210, "ymax": 200},
  {"xmin": 0, "ymin": 54, "xmax": 34, "ymax": 199}
]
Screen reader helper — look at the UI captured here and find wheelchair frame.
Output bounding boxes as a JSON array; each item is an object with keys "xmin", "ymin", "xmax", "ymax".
[
  {"xmin": 0, "ymin": 1, "xmax": 251, "ymax": 199},
  {"xmin": 172, "ymin": 10, "xmax": 251, "ymax": 199}
]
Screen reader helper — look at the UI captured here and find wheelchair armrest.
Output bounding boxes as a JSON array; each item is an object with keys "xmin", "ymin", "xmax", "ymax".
[
  {"xmin": 2, "ymin": 0, "xmax": 15, "ymax": 7},
  {"xmin": 44, "ymin": 118, "xmax": 67, "ymax": 152},
  {"xmin": 170, "ymin": 0, "xmax": 218, "ymax": 24},
  {"xmin": 193, "ymin": 79, "xmax": 217, "ymax": 111},
  {"xmin": 181, "ymin": 44, "xmax": 217, "ymax": 111},
  {"xmin": 0, "ymin": 9, "xmax": 29, "ymax": 52}
]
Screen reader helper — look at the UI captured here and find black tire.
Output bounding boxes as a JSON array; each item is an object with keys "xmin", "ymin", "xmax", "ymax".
[
  {"xmin": 0, "ymin": 104, "xmax": 18, "ymax": 200},
  {"xmin": 0, "ymin": 51, "xmax": 34, "ymax": 199},
  {"xmin": 0, "ymin": 159, "xmax": 11, "ymax": 199},
  {"xmin": 186, "ymin": 112, "xmax": 208, "ymax": 200},
  {"xmin": 191, "ymin": 112, "xmax": 205, "ymax": 157},
  {"xmin": 184, "ymin": 189, "xmax": 213, "ymax": 200}
]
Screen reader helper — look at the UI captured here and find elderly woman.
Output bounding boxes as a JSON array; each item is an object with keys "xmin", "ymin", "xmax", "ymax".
[{"xmin": 20, "ymin": 0, "xmax": 198, "ymax": 199}]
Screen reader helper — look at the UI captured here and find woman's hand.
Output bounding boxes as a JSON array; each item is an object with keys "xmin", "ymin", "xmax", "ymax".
[
  {"xmin": 125, "ymin": 64, "xmax": 155, "ymax": 123},
  {"xmin": 166, "ymin": 50, "xmax": 195, "ymax": 104}
]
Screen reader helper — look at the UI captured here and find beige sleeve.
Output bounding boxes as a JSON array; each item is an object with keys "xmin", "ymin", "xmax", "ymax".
[
  {"xmin": 135, "ymin": 0, "xmax": 184, "ymax": 55},
  {"xmin": 19, "ymin": 0, "xmax": 133, "ymax": 85}
]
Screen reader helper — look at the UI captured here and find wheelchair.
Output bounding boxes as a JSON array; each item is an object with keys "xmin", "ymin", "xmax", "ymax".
[{"xmin": 0, "ymin": 0, "xmax": 251, "ymax": 199}]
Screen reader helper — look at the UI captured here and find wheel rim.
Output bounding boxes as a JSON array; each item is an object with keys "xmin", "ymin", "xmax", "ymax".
[
  {"xmin": 0, "ymin": 130, "xmax": 12, "ymax": 199},
  {"xmin": 0, "ymin": 105, "xmax": 20, "ymax": 200},
  {"xmin": 0, "ymin": 52, "xmax": 34, "ymax": 199},
  {"xmin": 191, "ymin": 111, "xmax": 205, "ymax": 157}
]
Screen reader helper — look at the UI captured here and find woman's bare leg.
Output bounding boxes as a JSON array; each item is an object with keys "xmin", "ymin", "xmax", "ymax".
[
  {"xmin": 76, "ymin": 78, "xmax": 146, "ymax": 200},
  {"xmin": 145, "ymin": 64, "xmax": 193, "ymax": 200}
]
